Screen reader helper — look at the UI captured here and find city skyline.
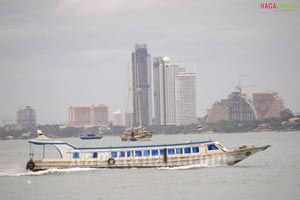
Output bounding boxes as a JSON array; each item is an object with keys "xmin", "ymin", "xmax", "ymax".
[
  {"xmin": 0, "ymin": 0, "xmax": 299, "ymax": 125},
  {"xmin": 131, "ymin": 43, "xmax": 152, "ymax": 127}
]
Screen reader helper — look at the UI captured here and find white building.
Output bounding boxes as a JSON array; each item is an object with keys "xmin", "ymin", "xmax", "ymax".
[
  {"xmin": 175, "ymin": 72, "xmax": 197, "ymax": 125},
  {"xmin": 153, "ymin": 57, "xmax": 185, "ymax": 125},
  {"xmin": 112, "ymin": 110, "xmax": 130, "ymax": 127}
]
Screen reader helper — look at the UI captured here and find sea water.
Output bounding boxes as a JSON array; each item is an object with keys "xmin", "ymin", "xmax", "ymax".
[{"xmin": 0, "ymin": 132, "xmax": 299, "ymax": 200}]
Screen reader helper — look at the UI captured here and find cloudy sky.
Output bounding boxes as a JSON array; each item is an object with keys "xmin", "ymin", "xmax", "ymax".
[{"xmin": 0, "ymin": 0, "xmax": 299, "ymax": 125}]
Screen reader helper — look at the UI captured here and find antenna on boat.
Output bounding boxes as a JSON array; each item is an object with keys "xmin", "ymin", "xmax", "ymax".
[
  {"xmin": 204, "ymin": 131, "xmax": 212, "ymax": 141},
  {"xmin": 127, "ymin": 63, "xmax": 133, "ymax": 131}
]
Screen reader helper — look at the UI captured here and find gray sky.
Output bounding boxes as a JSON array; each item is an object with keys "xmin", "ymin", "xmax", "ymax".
[{"xmin": 0, "ymin": 0, "xmax": 299, "ymax": 125}]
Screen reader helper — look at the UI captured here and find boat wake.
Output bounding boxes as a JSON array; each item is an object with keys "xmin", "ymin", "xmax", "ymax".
[
  {"xmin": 158, "ymin": 164, "xmax": 213, "ymax": 170},
  {"xmin": 0, "ymin": 167, "xmax": 104, "ymax": 177}
]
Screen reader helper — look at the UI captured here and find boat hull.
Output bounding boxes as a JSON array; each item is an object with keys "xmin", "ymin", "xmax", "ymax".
[
  {"xmin": 121, "ymin": 134, "xmax": 152, "ymax": 141},
  {"xmin": 80, "ymin": 135, "xmax": 103, "ymax": 140}
]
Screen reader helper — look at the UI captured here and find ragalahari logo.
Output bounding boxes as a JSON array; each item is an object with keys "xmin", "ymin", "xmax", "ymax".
[{"xmin": 261, "ymin": 2, "xmax": 297, "ymax": 10}]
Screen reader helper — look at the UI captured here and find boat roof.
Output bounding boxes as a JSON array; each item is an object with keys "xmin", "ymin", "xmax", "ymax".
[
  {"xmin": 29, "ymin": 140, "xmax": 77, "ymax": 149},
  {"xmin": 29, "ymin": 138, "xmax": 214, "ymax": 151}
]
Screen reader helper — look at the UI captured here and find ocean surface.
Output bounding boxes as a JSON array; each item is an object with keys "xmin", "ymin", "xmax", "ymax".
[{"xmin": 0, "ymin": 132, "xmax": 300, "ymax": 200}]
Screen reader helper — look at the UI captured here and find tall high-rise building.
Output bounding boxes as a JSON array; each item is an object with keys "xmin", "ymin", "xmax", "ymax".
[
  {"xmin": 175, "ymin": 72, "xmax": 197, "ymax": 125},
  {"xmin": 17, "ymin": 106, "xmax": 36, "ymax": 130},
  {"xmin": 253, "ymin": 91, "xmax": 285, "ymax": 119},
  {"xmin": 68, "ymin": 104, "xmax": 108, "ymax": 128},
  {"xmin": 153, "ymin": 56, "xmax": 163, "ymax": 125},
  {"xmin": 153, "ymin": 57, "xmax": 185, "ymax": 125},
  {"xmin": 132, "ymin": 43, "xmax": 152, "ymax": 127}
]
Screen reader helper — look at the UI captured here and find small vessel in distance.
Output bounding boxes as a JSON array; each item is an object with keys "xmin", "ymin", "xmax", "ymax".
[
  {"xmin": 120, "ymin": 127, "xmax": 153, "ymax": 141},
  {"xmin": 25, "ymin": 131, "xmax": 271, "ymax": 171},
  {"xmin": 80, "ymin": 134, "xmax": 103, "ymax": 140},
  {"xmin": 120, "ymin": 63, "xmax": 153, "ymax": 141}
]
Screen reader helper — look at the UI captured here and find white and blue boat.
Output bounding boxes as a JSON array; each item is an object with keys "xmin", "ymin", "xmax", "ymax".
[{"xmin": 26, "ymin": 131, "xmax": 271, "ymax": 171}]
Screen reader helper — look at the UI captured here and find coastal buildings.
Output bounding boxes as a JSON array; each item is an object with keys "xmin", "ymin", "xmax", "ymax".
[
  {"xmin": 112, "ymin": 110, "xmax": 130, "ymax": 127},
  {"xmin": 153, "ymin": 56, "xmax": 163, "ymax": 125},
  {"xmin": 68, "ymin": 104, "xmax": 108, "ymax": 128},
  {"xmin": 228, "ymin": 92, "xmax": 257, "ymax": 121},
  {"xmin": 17, "ymin": 106, "xmax": 36, "ymax": 130},
  {"xmin": 132, "ymin": 43, "xmax": 152, "ymax": 127},
  {"xmin": 175, "ymin": 72, "xmax": 197, "ymax": 125},
  {"xmin": 153, "ymin": 57, "xmax": 185, "ymax": 125},
  {"xmin": 206, "ymin": 100, "xmax": 229, "ymax": 123},
  {"xmin": 206, "ymin": 92, "xmax": 257, "ymax": 123},
  {"xmin": 130, "ymin": 43, "xmax": 197, "ymax": 126},
  {"xmin": 206, "ymin": 91, "xmax": 285, "ymax": 123},
  {"xmin": 253, "ymin": 91, "xmax": 285, "ymax": 119}
]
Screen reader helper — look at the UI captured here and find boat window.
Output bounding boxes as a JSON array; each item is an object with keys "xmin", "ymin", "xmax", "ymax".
[
  {"xmin": 127, "ymin": 151, "xmax": 132, "ymax": 157},
  {"xmin": 135, "ymin": 150, "xmax": 142, "ymax": 157},
  {"xmin": 192, "ymin": 147, "xmax": 199, "ymax": 153},
  {"xmin": 111, "ymin": 152, "xmax": 117, "ymax": 158},
  {"xmin": 176, "ymin": 148, "xmax": 183, "ymax": 154},
  {"xmin": 120, "ymin": 151, "xmax": 126, "ymax": 157},
  {"xmin": 152, "ymin": 149, "xmax": 158, "ymax": 156},
  {"xmin": 207, "ymin": 144, "xmax": 219, "ymax": 151},
  {"xmin": 159, "ymin": 149, "xmax": 164, "ymax": 155},
  {"xmin": 92, "ymin": 152, "xmax": 97, "ymax": 158},
  {"xmin": 184, "ymin": 147, "xmax": 191, "ymax": 154},
  {"xmin": 168, "ymin": 149, "xmax": 175, "ymax": 155},
  {"xmin": 144, "ymin": 150, "xmax": 150, "ymax": 156},
  {"xmin": 73, "ymin": 152, "xmax": 79, "ymax": 159}
]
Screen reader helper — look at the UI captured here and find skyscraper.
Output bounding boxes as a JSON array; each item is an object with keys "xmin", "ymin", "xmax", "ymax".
[
  {"xmin": 153, "ymin": 56, "xmax": 163, "ymax": 125},
  {"xmin": 153, "ymin": 57, "xmax": 185, "ymax": 125},
  {"xmin": 175, "ymin": 72, "xmax": 197, "ymax": 125},
  {"xmin": 132, "ymin": 43, "xmax": 152, "ymax": 127},
  {"xmin": 165, "ymin": 62, "xmax": 185, "ymax": 125}
]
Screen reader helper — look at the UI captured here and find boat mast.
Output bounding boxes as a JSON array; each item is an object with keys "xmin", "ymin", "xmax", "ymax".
[
  {"xmin": 128, "ymin": 63, "xmax": 133, "ymax": 130},
  {"xmin": 136, "ymin": 63, "xmax": 143, "ymax": 131}
]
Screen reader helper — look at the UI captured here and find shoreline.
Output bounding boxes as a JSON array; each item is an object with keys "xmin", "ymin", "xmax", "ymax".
[{"xmin": 1, "ymin": 130, "xmax": 299, "ymax": 141}]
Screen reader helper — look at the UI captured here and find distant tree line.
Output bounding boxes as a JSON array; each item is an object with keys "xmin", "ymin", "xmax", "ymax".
[{"xmin": 0, "ymin": 109, "xmax": 298, "ymax": 140}]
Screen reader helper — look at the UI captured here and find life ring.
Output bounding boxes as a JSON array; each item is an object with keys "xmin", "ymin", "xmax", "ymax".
[
  {"xmin": 26, "ymin": 160, "xmax": 35, "ymax": 170},
  {"xmin": 245, "ymin": 151, "xmax": 251, "ymax": 156},
  {"xmin": 108, "ymin": 158, "xmax": 116, "ymax": 165}
]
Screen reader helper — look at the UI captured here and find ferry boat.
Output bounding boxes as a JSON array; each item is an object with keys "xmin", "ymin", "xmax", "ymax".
[
  {"xmin": 80, "ymin": 134, "xmax": 103, "ymax": 140},
  {"xmin": 25, "ymin": 132, "xmax": 271, "ymax": 171}
]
